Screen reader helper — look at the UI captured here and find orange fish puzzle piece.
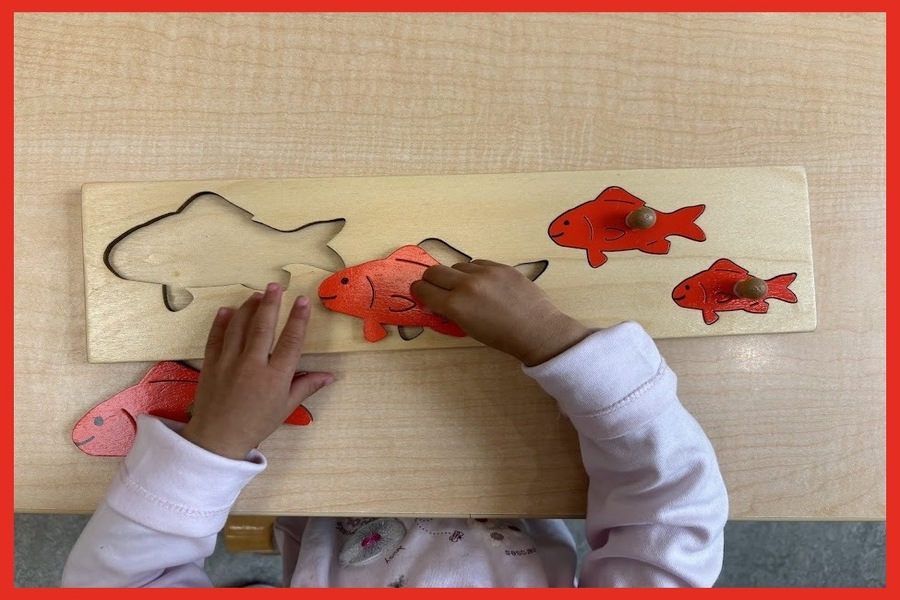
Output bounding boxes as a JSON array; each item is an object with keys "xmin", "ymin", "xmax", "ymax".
[
  {"xmin": 318, "ymin": 245, "xmax": 467, "ymax": 343},
  {"xmin": 672, "ymin": 259, "xmax": 798, "ymax": 325},
  {"xmin": 73, "ymin": 361, "xmax": 314, "ymax": 457},
  {"xmin": 548, "ymin": 186, "xmax": 706, "ymax": 267}
]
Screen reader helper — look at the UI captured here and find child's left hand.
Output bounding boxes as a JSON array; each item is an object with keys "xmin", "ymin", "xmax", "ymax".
[{"xmin": 181, "ymin": 283, "xmax": 335, "ymax": 459}]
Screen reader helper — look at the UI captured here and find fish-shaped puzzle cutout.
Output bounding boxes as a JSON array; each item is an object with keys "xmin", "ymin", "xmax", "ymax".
[
  {"xmin": 548, "ymin": 186, "xmax": 706, "ymax": 268},
  {"xmin": 671, "ymin": 259, "xmax": 798, "ymax": 325},
  {"xmin": 72, "ymin": 361, "xmax": 313, "ymax": 457},
  {"xmin": 104, "ymin": 192, "xmax": 346, "ymax": 311},
  {"xmin": 318, "ymin": 240, "xmax": 548, "ymax": 342}
]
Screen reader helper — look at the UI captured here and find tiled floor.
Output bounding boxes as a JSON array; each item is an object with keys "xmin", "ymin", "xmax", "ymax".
[{"xmin": 14, "ymin": 514, "xmax": 885, "ymax": 587}]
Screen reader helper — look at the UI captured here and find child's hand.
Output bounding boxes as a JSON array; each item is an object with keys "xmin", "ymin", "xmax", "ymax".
[
  {"xmin": 411, "ymin": 260, "xmax": 590, "ymax": 366},
  {"xmin": 181, "ymin": 284, "xmax": 334, "ymax": 459}
]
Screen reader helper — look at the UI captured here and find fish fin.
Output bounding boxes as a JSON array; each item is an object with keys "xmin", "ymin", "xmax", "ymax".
[
  {"xmin": 766, "ymin": 273, "xmax": 798, "ymax": 303},
  {"xmin": 513, "ymin": 260, "xmax": 549, "ymax": 282},
  {"xmin": 702, "ymin": 309, "xmax": 719, "ymax": 325},
  {"xmin": 418, "ymin": 238, "xmax": 472, "ymax": 266},
  {"xmin": 388, "ymin": 294, "xmax": 418, "ymax": 313},
  {"xmin": 363, "ymin": 320, "xmax": 389, "ymax": 342},
  {"xmin": 399, "ymin": 326, "xmax": 425, "ymax": 341},
  {"xmin": 285, "ymin": 219, "xmax": 347, "ymax": 272},
  {"xmin": 639, "ymin": 239, "xmax": 671, "ymax": 254},
  {"xmin": 429, "ymin": 319, "xmax": 467, "ymax": 338},
  {"xmin": 667, "ymin": 204, "xmax": 707, "ymax": 241},
  {"xmin": 603, "ymin": 227, "xmax": 626, "ymax": 241},
  {"xmin": 709, "ymin": 259, "xmax": 749, "ymax": 275},
  {"xmin": 745, "ymin": 300, "xmax": 770, "ymax": 313},
  {"xmin": 387, "ymin": 245, "xmax": 439, "ymax": 268},
  {"xmin": 596, "ymin": 186, "xmax": 645, "ymax": 207},
  {"xmin": 163, "ymin": 285, "xmax": 194, "ymax": 312},
  {"xmin": 714, "ymin": 291, "xmax": 734, "ymax": 304},
  {"xmin": 179, "ymin": 192, "xmax": 245, "ymax": 219},
  {"xmin": 587, "ymin": 248, "xmax": 608, "ymax": 268},
  {"xmin": 141, "ymin": 361, "xmax": 199, "ymax": 384},
  {"xmin": 284, "ymin": 404, "xmax": 313, "ymax": 426}
]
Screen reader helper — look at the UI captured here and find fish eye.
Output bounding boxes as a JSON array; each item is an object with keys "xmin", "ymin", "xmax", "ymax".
[
  {"xmin": 685, "ymin": 285, "xmax": 691, "ymax": 290},
  {"xmin": 563, "ymin": 220, "xmax": 570, "ymax": 226},
  {"xmin": 340, "ymin": 277, "xmax": 349, "ymax": 285},
  {"xmin": 93, "ymin": 416, "xmax": 104, "ymax": 426}
]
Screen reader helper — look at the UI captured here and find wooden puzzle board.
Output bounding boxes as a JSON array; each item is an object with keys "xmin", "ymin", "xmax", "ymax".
[{"xmin": 82, "ymin": 167, "xmax": 816, "ymax": 362}]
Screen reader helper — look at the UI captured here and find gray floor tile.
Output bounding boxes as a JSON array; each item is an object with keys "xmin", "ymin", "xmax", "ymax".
[{"xmin": 717, "ymin": 521, "xmax": 886, "ymax": 588}]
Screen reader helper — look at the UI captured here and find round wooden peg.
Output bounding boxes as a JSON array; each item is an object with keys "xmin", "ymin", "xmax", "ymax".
[
  {"xmin": 734, "ymin": 276, "xmax": 768, "ymax": 300},
  {"xmin": 625, "ymin": 207, "xmax": 657, "ymax": 230}
]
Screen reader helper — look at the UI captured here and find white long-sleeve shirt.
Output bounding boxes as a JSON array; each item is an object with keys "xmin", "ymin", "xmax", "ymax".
[{"xmin": 62, "ymin": 322, "xmax": 728, "ymax": 587}]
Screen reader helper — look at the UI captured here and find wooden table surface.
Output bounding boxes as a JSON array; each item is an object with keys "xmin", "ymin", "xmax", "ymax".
[{"xmin": 14, "ymin": 13, "xmax": 885, "ymax": 519}]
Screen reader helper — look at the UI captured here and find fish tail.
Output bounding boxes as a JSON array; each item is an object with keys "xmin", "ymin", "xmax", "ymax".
[
  {"xmin": 287, "ymin": 219, "xmax": 347, "ymax": 272},
  {"xmin": 668, "ymin": 205, "xmax": 707, "ymax": 241},
  {"xmin": 766, "ymin": 273, "xmax": 798, "ymax": 303},
  {"xmin": 284, "ymin": 404, "xmax": 313, "ymax": 426}
]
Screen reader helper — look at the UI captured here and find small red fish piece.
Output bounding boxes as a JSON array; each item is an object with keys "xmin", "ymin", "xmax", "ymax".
[
  {"xmin": 672, "ymin": 259, "xmax": 798, "ymax": 325},
  {"xmin": 318, "ymin": 245, "xmax": 467, "ymax": 342},
  {"xmin": 548, "ymin": 186, "xmax": 706, "ymax": 268},
  {"xmin": 73, "ymin": 361, "xmax": 313, "ymax": 457}
]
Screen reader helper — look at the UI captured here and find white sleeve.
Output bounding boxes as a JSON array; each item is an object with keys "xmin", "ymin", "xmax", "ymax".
[
  {"xmin": 62, "ymin": 416, "xmax": 266, "ymax": 587},
  {"xmin": 525, "ymin": 322, "xmax": 729, "ymax": 587}
]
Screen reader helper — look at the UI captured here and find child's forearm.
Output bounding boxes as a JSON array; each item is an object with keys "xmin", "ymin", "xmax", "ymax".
[
  {"xmin": 524, "ymin": 322, "xmax": 729, "ymax": 587},
  {"xmin": 62, "ymin": 416, "xmax": 265, "ymax": 587}
]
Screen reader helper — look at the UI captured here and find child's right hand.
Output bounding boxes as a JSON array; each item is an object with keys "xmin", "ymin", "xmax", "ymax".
[{"xmin": 411, "ymin": 260, "xmax": 590, "ymax": 366}]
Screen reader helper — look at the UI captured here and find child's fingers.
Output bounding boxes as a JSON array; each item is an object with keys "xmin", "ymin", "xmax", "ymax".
[
  {"xmin": 269, "ymin": 296, "xmax": 311, "ymax": 373},
  {"xmin": 244, "ymin": 283, "xmax": 284, "ymax": 359},
  {"xmin": 222, "ymin": 292, "xmax": 263, "ymax": 358},
  {"xmin": 288, "ymin": 371, "xmax": 335, "ymax": 404},
  {"xmin": 450, "ymin": 261, "xmax": 484, "ymax": 274},
  {"xmin": 203, "ymin": 307, "xmax": 234, "ymax": 364},
  {"xmin": 422, "ymin": 264, "xmax": 466, "ymax": 290},
  {"xmin": 470, "ymin": 259, "xmax": 506, "ymax": 268},
  {"xmin": 410, "ymin": 280, "xmax": 449, "ymax": 310}
]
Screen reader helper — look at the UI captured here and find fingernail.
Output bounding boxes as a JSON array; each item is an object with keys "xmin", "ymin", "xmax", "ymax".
[
  {"xmin": 267, "ymin": 282, "xmax": 281, "ymax": 293},
  {"xmin": 297, "ymin": 295, "xmax": 309, "ymax": 308},
  {"xmin": 251, "ymin": 292, "xmax": 263, "ymax": 301},
  {"xmin": 325, "ymin": 376, "xmax": 336, "ymax": 385},
  {"xmin": 216, "ymin": 307, "xmax": 230, "ymax": 318}
]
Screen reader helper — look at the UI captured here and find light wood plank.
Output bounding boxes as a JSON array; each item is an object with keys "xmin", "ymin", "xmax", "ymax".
[
  {"xmin": 82, "ymin": 167, "xmax": 816, "ymax": 362},
  {"xmin": 223, "ymin": 515, "xmax": 278, "ymax": 554},
  {"xmin": 14, "ymin": 13, "xmax": 884, "ymax": 519}
]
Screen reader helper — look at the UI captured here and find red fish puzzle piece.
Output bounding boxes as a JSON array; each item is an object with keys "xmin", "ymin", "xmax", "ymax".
[
  {"xmin": 548, "ymin": 186, "xmax": 706, "ymax": 267},
  {"xmin": 671, "ymin": 259, "xmax": 798, "ymax": 324},
  {"xmin": 73, "ymin": 361, "xmax": 314, "ymax": 457},
  {"xmin": 318, "ymin": 245, "xmax": 467, "ymax": 342}
]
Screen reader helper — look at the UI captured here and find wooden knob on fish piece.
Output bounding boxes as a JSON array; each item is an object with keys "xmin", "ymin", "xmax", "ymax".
[
  {"xmin": 734, "ymin": 277, "xmax": 768, "ymax": 300},
  {"xmin": 625, "ymin": 207, "xmax": 657, "ymax": 230}
]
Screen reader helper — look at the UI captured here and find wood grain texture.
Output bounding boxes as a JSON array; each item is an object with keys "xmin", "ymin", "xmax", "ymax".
[
  {"xmin": 14, "ymin": 13, "xmax": 884, "ymax": 519},
  {"xmin": 82, "ymin": 168, "xmax": 816, "ymax": 361}
]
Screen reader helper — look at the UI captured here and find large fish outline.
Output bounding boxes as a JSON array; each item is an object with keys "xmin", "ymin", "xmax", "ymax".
[
  {"xmin": 72, "ymin": 361, "xmax": 313, "ymax": 457},
  {"xmin": 671, "ymin": 258, "xmax": 798, "ymax": 325},
  {"xmin": 548, "ymin": 186, "xmax": 706, "ymax": 268},
  {"xmin": 104, "ymin": 192, "xmax": 346, "ymax": 311},
  {"xmin": 318, "ymin": 239, "xmax": 548, "ymax": 342}
]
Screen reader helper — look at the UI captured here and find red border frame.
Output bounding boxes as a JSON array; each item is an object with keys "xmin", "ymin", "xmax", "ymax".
[{"xmin": 8, "ymin": 3, "xmax": 890, "ymax": 593}]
